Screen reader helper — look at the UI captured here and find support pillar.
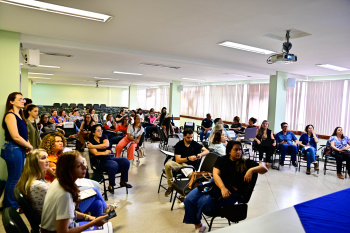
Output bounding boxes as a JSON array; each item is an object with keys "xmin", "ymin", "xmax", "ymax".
[
  {"xmin": 169, "ymin": 81, "xmax": 181, "ymax": 126},
  {"xmin": 128, "ymin": 85, "xmax": 137, "ymax": 110}
]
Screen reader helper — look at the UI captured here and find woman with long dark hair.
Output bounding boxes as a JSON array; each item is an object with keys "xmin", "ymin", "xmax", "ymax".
[
  {"xmin": 299, "ymin": 124, "xmax": 319, "ymax": 174},
  {"xmin": 156, "ymin": 107, "xmax": 167, "ymax": 126},
  {"xmin": 77, "ymin": 113, "xmax": 95, "ymax": 151},
  {"xmin": 115, "ymin": 108, "xmax": 125, "ymax": 124},
  {"xmin": 26, "ymin": 104, "xmax": 41, "ymax": 149},
  {"xmin": 329, "ymin": 127, "xmax": 350, "ymax": 179},
  {"xmin": 1, "ymin": 92, "xmax": 33, "ymax": 209},
  {"xmin": 183, "ymin": 141, "xmax": 267, "ymax": 232},
  {"xmin": 40, "ymin": 151, "xmax": 108, "ymax": 233},
  {"xmin": 254, "ymin": 120, "xmax": 276, "ymax": 169}
]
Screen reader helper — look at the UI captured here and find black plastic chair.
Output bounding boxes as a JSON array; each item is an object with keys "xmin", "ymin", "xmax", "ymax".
[
  {"xmin": 100, "ymin": 104, "xmax": 107, "ymax": 111},
  {"xmin": 61, "ymin": 103, "xmax": 69, "ymax": 109},
  {"xmin": 202, "ymin": 173, "xmax": 258, "ymax": 232},
  {"xmin": 272, "ymin": 144, "xmax": 299, "ymax": 171},
  {"xmin": 2, "ymin": 207, "xmax": 30, "ymax": 233},
  {"xmin": 53, "ymin": 103, "xmax": 60, "ymax": 110},
  {"xmin": 77, "ymin": 103, "xmax": 84, "ymax": 110},
  {"xmin": 69, "ymin": 103, "xmax": 76, "ymax": 108},
  {"xmin": 321, "ymin": 141, "xmax": 347, "ymax": 177},
  {"xmin": 14, "ymin": 188, "xmax": 40, "ymax": 233},
  {"xmin": 93, "ymin": 104, "xmax": 100, "ymax": 111},
  {"xmin": 297, "ymin": 145, "xmax": 320, "ymax": 174},
  {"xmin": 86, "ymin": 103, "xmax": 93, "ymax": 109}
]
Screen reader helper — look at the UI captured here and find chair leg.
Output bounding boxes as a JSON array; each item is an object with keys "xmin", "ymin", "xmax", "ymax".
[
  {"xmin": 228, "ymin": 219, "xmax": 231, "ymax": 225},
  {"xmin": 158, "ymin": 173, "xmax": 163, "ymax": 193},
  {"xmin": 171, "ymin": 191, "xmax": 178, "ymax": 210},
  {"xmin": 103, "ymin": 179, "xmax": 108, "ymax": 201},
  {"xmin": 208, "ymin": 216, "xmax": 216, "ymax": 232}
]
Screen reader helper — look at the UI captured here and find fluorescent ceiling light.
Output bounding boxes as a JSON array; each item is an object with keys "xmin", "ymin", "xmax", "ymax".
[
  {"xmin": 316, "ymin": 64, "xmax": 350, "ymax": 71},
  {"xmin": 113, "ymin": 71, "xmax": 143, "ymax": 76},
  {"xmin": 223, "ymin": 73, "xmax": 250, "ymax": 77},
  {"xmin": 85, "ymin": 80, "xmax": 105, "ymax": 82},
  {"xmin": 29, "ymin": 77, "xmax": 51, "ymax": 79},
  {"xmin": 28, "ymin": 72, "xmax": 53, "ymax": 76},
  {"xmin": 181, "ymin": 78, "xmax": 206, "ymax": 82},
  {"xmin": 218, "ymin": 41, "xmax": 276, "ymax": 55},
  {"xmin": 150, "ymin": 81, "xmax": 167, "ymax": 84},
  {"xmin": 38, "ymin": 64, "xmax": 60, "ymax": 69},
  {"xmin": 0, "ymin": 0, "xmax": 112, "ymax": 22},
  {"xmin": 94, "ymin": 77, "xmax": 114, "ymax": 80}
]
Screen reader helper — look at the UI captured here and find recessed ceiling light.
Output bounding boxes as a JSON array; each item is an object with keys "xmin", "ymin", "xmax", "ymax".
[
  {"xmin": 94, "ymin": 77, "xmax": 113, "ymax": 80},
  {"xmin": 28, "ymin": 72, "xmax": 54, "ymax": 76},
  {"xmin": 150, "ymin": 81, "xmax": 167, "ymax": 84},
  {"xmin": 37, "ymin": 64, "xmax": 60, "ymax": 69},
  {"xmin": 29, "ymin": 77, "xmax": 51, "ymax": 79},
  {"xmin": 113, "ymin": 71, "xmax": 143, "ymax": 76},
  {"xmin": 316, "ymin": 64, "xmax": 350, "ymax": 71},
  {"xmin": 223, "ymin": 73, "xmax": 250, "ymax": 77},
  {"xmin": 181, "ymin": 78, "xmax": 206, "ymax": 82},
  {"xmin": 85, "ymin": 80, "xmax": 105, "ymax": 82},
  {"xmin": 0, "ymin": 0, "xmax": 113, "ymax": 22},
  {"xmin": 218, "ymin": 41, "xmax": 276, "ymax": 55}
]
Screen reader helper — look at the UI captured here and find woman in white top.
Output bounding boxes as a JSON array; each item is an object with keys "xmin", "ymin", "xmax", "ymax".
[
  {"xmin": 40, "ymin": 151, "xmax": 108, "ymax": 233},
  {"xmin": 115, "ymin": 115, "xmax": 144, "ymax": 160},
  {"xmin": 209, "ymin": 130, "xmax": 227, "ymax": 156}
]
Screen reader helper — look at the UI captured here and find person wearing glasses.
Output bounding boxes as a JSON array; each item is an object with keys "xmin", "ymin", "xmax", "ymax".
[
  {"xmin": 1, "ymin": 92, "xmax": 33, "ymax": 210},
  {"xmin": 38, "ymin": 114, "xmax": 65, "ymax": 137},
  {"xmin": 275, "ymin": 122, "xmax": 299, "ymax": 167}
]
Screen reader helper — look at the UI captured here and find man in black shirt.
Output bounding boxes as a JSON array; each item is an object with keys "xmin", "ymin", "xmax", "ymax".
[
  {"xmin": 164, "ymin": 128, "xmax": 209, "ymax": 196},
  {"xmin": 200, "ymin": 113, "xmax": 213, "ymax": 142}
]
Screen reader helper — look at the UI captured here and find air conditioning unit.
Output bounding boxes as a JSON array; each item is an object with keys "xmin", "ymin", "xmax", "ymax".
[{"xmin": 23, "ymin": 49, "xmax": 40, "ymax": 67}]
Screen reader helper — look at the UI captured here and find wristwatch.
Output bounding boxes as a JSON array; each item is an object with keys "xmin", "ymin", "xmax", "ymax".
[{"xmin": 187, "ymin": 157, "xmax": 189, "ymax": 161}]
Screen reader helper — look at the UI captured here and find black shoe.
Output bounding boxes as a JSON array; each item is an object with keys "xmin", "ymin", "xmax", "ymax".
[
  {"xmin": 165, "ymin": 187, "xmax": 173, "ymax": 197},
  {"xmin": 108, "ymin": 185, "xmax": 114, "ymax": 194},
  {"xmin": 120, "ymin": 182, "xmax": 133, "ymax": 188},
  {"xmin": 279, "ymin": 161, "xmax": 284, "ymax": 166},
  {"xmin": 292, "ymin": 162, "xmax": 298, "ymax": 168}
]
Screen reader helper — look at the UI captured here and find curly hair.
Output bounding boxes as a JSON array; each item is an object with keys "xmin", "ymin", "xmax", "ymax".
[{"xmin": 40, "ymin": 132, "xmax": 66, "ymax": 155}]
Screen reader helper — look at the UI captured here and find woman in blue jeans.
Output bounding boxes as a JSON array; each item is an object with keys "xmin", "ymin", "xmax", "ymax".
[
  {"xmin": 1, "ymin": 92, "xmax": 33, "ymax": 210},
  {"xmin": 183, "ymin": 141, "xmax": 267, "ymax": 233},
  {"xmin": 299, "ymin": 125, "xmax": 319, "ymax": 175},
  {"xmin": 88, "ymin": 124, "xmax": 132, "ymax": 194}
]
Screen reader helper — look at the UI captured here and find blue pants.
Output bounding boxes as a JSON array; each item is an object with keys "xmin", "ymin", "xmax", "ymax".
[
  {"xmin": 79, "ymin": 187, "xmax": 107, "ymax": 216},
  {"xmin": 279, "ymin": 144, "xmax": 298, "ymax": 162},
  {"xmin": 108, "ymin": 136, "xmax": 123, "ymax": 149},
  {"xmin": 301, "ymin": 147, "xmax": 316, "ymax": 167},
  {"xmin": 200, "ymin": 129, "xmax": 211, "ymax": 141},
  {"xmin": 1, "ymin": 141, "xmax": 25, "ymax": 209},
  {"xmin": 100, "ymin": 157, "xmax": 130, "ymax": 186}
]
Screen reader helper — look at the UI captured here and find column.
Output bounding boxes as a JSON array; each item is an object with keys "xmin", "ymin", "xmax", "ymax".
[
  {"xmin": 21, "ymin": 68, "xmax": 29, "ymax": 97},
  {"xmin": 169, "ymin": 81, "xmax": 181, "ymax": 126},
  {"xmin": 0, "ymin": 30, "xmax": 20, "ymax": 180},
  {"xmin": 128, "ymin": 85, "xmax": 137, "ymax": 110},
  {"xmin": 267, "ymin": 71, "xmax": 288, "ymax": 133}
]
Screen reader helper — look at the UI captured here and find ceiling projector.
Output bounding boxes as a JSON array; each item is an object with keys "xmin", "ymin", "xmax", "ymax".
[{"xmin": 267, "ymin": 30, "xmax": 297, "ymax": 64}]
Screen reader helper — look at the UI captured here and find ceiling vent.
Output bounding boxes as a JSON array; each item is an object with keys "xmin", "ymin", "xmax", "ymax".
[{"xmin": 140, "ymin": 62, "xmax": 181, "ymax": 69}]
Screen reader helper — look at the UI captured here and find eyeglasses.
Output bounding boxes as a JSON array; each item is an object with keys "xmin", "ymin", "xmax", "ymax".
[
  {"xmin": 96, "ymin": 130, "xmax": 102, "ymax": 132},
  {"xmin": 282, "ymin": 126, "xmax": 288, "ymax": 128},
  {"xmin": 17, "ymin": 98, "xmax": 26, "ymax": 103}
]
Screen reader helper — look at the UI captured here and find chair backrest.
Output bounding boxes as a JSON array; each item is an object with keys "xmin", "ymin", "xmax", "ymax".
[
  {"xmin": 53, "ymin": 103, "xmax": 60, "ymax": 109},
  {"xmin": 2, "ymin": 207, "xmax": 30, "ymax": 233},
  {"xmin": 100, "ymin": 104, "xmax": 107, "ymax": 110},
  {"xmin": 77, "ymin": 103, "xmax": 84, "ymax": 109},
  {"xmin": 86, "ymin": 103, "xmax": 93, "ymax": 109},
  {"xmin": 70, "ymin": 103, "xmax": 76, "ymax": 108},
  {"xmin": 14, "ymin": 188, "xmax": 40, "ymax": 233},
  {"xmin": 61, "ymin": 103, "xmax": 69, "ymax": 109},
  {"xmin": 138, "ymin": 133, "xmax": 145, "ymax": 147},
  {"xmin": 200, "ymin": 153, "xmax": 219, "ymax": 173},
  {"xmin": 93, "ymin": 104, "xmax": 100, "ymax": 110},
  {"xmin": 88, "ymin": 151, "xmax": 102, "ymax": 173},
  {"xmin": 184, "ymin": 121, "xmax": 195, "ymax": 131}
]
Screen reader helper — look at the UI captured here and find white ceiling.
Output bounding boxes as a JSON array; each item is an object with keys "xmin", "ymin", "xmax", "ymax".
[{"xmin": 1, "ymin": 0, "xmax": 350, "ymax": 87}]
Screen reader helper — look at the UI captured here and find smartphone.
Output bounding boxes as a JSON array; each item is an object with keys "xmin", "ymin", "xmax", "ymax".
[{"xmin": 104, "ymin": 210, "xmax": 117, "ymax": 220}]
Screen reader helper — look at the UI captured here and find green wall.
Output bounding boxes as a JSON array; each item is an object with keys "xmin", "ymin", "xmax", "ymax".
[{"xmin": 31, "ymin": 83, "xmax": 127, "ymax": 106}]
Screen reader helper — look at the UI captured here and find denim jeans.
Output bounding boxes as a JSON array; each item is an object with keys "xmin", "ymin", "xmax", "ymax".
[
  {"xmin": 301, "ymin": 147, "xmax": 316, "ymax": 167},
  {"xmin": 279, "ymin": 144, "xmax": 298, "ymax": 162},
  {"xmin": 108, "ymin": 136, "xmax": 123, "ymax": 150},
  {"xmin": 78, "ymin": 187, "xmax": 107, "ymax": 216},
  {"xmin": 100, "ymin": 157, "xmax": 130, "ymax": 186},
  {"xmin": 200, "ymin": 129, "xmax": 211, "ymax": 142},
  {"xmin": 1, "ymin": 141, "xmax": 25, "ymax": 209}
]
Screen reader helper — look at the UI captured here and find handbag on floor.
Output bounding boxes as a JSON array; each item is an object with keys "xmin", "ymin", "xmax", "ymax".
[{"xmin": 137, "ymin": 147, "xmax": 147, "ymax": 158}]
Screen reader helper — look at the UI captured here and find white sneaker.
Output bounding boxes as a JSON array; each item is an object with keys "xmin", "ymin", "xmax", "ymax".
[
  {"xmin": 194, "ymin": 224, "xmax": 206, "ymax": 233},
  {"xmin": 179, "ymin": 202, "xmax": 185, "ymax": 208}
]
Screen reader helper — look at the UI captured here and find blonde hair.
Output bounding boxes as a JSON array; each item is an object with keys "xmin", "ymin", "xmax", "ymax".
[
  {"xmin": 16, "ymin": 149, "xmax": 47, "ymax": 201},
  {"xmin": 40, "ymin": 132, "xmax": 66, "ymax": 155},
  {"xmin": 209, "ymin": 122, "xmax": 224, "ymax": 146}
]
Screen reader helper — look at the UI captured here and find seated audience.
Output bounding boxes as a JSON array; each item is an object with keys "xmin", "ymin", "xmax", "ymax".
[
  {"xmin": 329, "ymin": 127, "xmax": 350, "ymax": 179},
  {"xmin": 299, "ymin": 125, "xmax": 319, "ymax": 174},
  {"xmin": 156, "ymin": 107, "xmax": 167, "ymax": 126},
  {"xmin": 246, "ymin": 117, "xmax": 257, "ymax": 128},
  {"xmin": 88, "ymin": 124, "xmax": 132, "ymax": 192},
  {"xmin": 49, "ymin": 109, "xmax": 63, "ymax": 126},
  {"xmin": 68, "ymin": 107, "xmax": 78, "ymax": 117},
  {"xmin": 70, "ymin": 109, "xmax": 83, "ymax": 128},
  {"xmin": 89, "ymin": 108, "xmax": 99, "ymax": 123},
  {"xmin": 129, "ymin": 110, "xmax": 136, "ymax": 125},
  {"xmin": 161, "ymin": 117, "xmax": 174, "ymax": 138},
  {"xmin": 144, "ymin": 110, "xmax": 157, "ymax": 139},
  {"xmin": 115, "ymin": 109, "xmax": 125, "ymax": 124},
  {"xmin": 16, "ymin": 149, "xmax": 116, "ymax": 217},
  {"xmin": 183, "ymin": 141, "xmax": 267, "ymax": 232},
  {"xmin": 26, "ymin": 104, "xmax": 41, "ymax": 149},
  {"xmin": 212, "ymin": 118, "xmax": 232, "ymax": 141},
  {"xmin": 116, "ymin": 115, "xmax": 144, "ymax": 160},
  {"xmin": 77, "ymin": 113, "xmax": 95, "ymax": 151},
  {"xmin": 200, "ymin": 113, "xmax": 213, "ymax": 142},
  {"xmin": 103, "ymin": 113, "xmax": 117, "ymax": 130},
  {"xmin": 275, "ymin": 122, "xmax": 298, "ymax": 167},
  {"xmin": 58, "ymin": 110, "xmax": 69, "ymax": 123},
  {"xmin": 209, "ymin": 122, "xmax": 230, "ymax": 147},
  {"xmin": 115, "ymin": 116, "xmax": 129, "ymax": 136},
  {"xmin": 254, "ymin": 120, "xmax": 276, "ymax": 169},
  {"xmin": 209, "ymin": 130, "xmax": 227, "ymax": 156},
  {"xmin": 40, "ymin": 151, "xmax": 108, "ymax": 233},
  {"xmin": 38, "ymin": 114, "xmax": 65, "ymax": 137},
  {"xmin": 230, "ymin": 116, "xmax": 243, "ymax": 133},
  {"xmin": 137, "ymin": 108, "xmax": 144, "ymax": 122},
  {"xmin": 164, "ymin": 128, "xmax": 209, "ymax": 196}
]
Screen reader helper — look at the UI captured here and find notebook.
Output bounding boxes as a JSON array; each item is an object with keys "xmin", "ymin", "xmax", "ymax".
[
  {"xmin": 79, "ymin": 188, "xmax": 97, "ymax": 201},
  {"xmin": 244, "ymin": 127, "xmax": 257, "ymax": 140}
]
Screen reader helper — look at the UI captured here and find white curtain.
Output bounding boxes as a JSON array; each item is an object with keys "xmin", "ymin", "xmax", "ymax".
[
  {"xmin": 342, "ymin": 81, "xmax": 350, "ymax": 136},
  {"xmin": 246, "ymin": 84, "xmax": 269, "ymax": 125},
  {"xmin": 137, "ymin": 87, "xmax": 169, "ymax": 111}
]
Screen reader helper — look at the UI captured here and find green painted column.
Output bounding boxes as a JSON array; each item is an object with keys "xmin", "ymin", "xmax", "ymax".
[
  {"xmin": 267, "ymin": 71, "xmax": 288, "ymax": 133},
  {"xmin": 21, "ymin": 68, "xmax": 29, "ymax": 98},
  {"xmin": 0, "ymin": 30, "xmax": 20, "ymax": 180},
  {"xmin": 128, "ymin": 85, "xmax": 137, "ymax": 110},
  {"xmin": 169, "ymin": 81, "xmax": 181, "ymax": 126}
]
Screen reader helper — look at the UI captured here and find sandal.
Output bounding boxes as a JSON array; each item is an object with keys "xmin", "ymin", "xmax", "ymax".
[{"xmin": 104, "ymin": 203, "xmax": 118, "ymax": 213}]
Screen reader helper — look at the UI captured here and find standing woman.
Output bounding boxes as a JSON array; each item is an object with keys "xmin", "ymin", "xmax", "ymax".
[
  {"xmin": 1, "ymin": 92, "xmax": 33, "ymax": 209},
  {"xmin": 299, "ymin": 125, "xmax": 319, "ymax": 175},
  {"xmin": 329, "ymin": 127, "xmax": 350, "ymax": 179},
  {"xmin": 116, "ymin": 115, "xmax": 144, "ymax": 160},
  {"xmin": 254, "ymin": 120, "xmax": 276, "ymax": 169},
  {"xmin": 26, "ymin": 104, "xmax": 41, "ymax": 149}
]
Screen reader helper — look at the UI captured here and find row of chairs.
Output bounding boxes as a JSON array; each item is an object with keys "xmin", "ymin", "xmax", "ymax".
[{"xmin": 53, "ymin": 103, "xmax": 112, "ymax": 111}]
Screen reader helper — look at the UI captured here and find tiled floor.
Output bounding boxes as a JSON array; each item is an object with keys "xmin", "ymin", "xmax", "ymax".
[{"xmin": 1, "ymin": 140, "xmax": 350, "ymax": 233}]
